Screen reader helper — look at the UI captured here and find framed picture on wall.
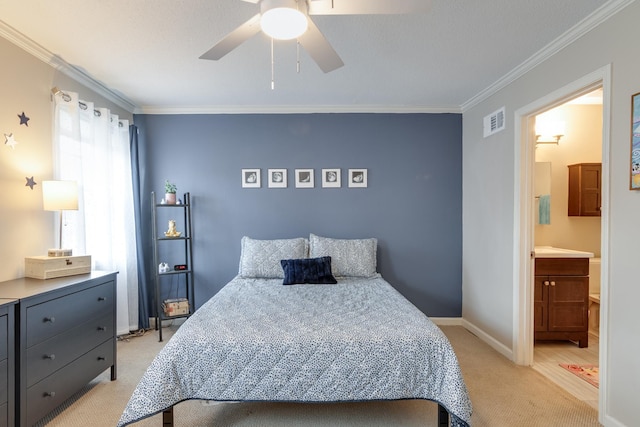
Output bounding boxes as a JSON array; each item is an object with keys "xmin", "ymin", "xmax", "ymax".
[
  {"xmin": 268, "ymin": 168, "xmax": 287, "ymax": 188},
  {"xmin": 241, "ymin": 168, "xmax": 260, "ymax": 188},
  {"xmin": 295, "ymin": 169, "xmax": 314, "ymax": 188},
  {"xmin": 631, "ymin": 92, "xmax": 640, "ymax": 190},
  {"xmin": 322, "ymin": 168, "xmax": 341, "ymax": 188},
  {"xmin": 348, "ymin": 169, "xmax": 367, "ymax": 188}
]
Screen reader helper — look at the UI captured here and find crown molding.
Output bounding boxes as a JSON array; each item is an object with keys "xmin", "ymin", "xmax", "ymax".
[
  {"xmin": 134, "ymin": 104, "xmax": 462, "ymax": 115},
  {"xmin": 0, "ymin": 20, "xmax": 138, "ymax": 113},
  {"xmin": 4, "ymin": 0, "xmax": 630, "ymax": 117},
  {"xmin": 461, "ymin": 0, "xmax": 635, "ymax": 112}
]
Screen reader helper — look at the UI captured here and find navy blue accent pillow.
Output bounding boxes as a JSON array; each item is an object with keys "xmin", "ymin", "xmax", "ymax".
[{"xmin": 280, "ymin": 256, "xmax": 338, "ymax": 285}]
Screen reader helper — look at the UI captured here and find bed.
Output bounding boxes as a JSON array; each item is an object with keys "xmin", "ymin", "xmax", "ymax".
[{"xmin": 118, "ymin": 235, "xmax": 472, "ymax": 426}]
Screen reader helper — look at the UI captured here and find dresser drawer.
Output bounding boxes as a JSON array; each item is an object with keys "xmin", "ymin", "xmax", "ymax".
[
  {"xmin": 0, "ymin": 359, "xmax": 6, "ymax": 405},
  {"xmin": 0, "ymin": 315, "xmax": 6, "ymax": 361},
  {"xmin": 26, "ymin": 281, "xmax": 113, "ymax": 347},
  {"xmin": 26, "ymin": 313, "xmax": 113, "ymax": 387},
  {"xmin": 26, "ymin": 338, "xmax": 114, "ymax": 426}
]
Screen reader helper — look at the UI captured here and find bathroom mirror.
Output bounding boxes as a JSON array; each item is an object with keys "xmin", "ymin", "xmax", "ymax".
[
  {"xmin": 534, "ymin": 162, "xmax": 551, "ymax": 197},
  {"xmin": 535, "ymin": 162, "xmax": 551, "ymax": 225}
]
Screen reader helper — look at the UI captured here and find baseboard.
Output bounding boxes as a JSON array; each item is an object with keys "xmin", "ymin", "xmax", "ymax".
[
  {"xmin": 430, "ymin": 317, "xmax": 464, "ymax": 326},
  {"xmin": 461, "ymin": 319, "xmax": 514, "ymax": 361}
]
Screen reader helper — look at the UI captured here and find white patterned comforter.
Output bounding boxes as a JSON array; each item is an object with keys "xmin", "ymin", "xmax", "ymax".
[{"xmin": 118, "ymin": 275, "xmax": 472, "ymax": 426}]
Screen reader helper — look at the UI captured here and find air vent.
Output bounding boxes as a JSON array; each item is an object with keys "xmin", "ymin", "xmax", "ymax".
[{"xmin": 483, "ymin": 107, "xmax": 506, "ymax": 138}]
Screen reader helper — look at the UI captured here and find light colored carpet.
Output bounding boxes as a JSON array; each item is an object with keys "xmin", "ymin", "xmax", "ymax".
[{"xmin": 36, "ymin": 325, "xmax": 601, "ymax": 427}]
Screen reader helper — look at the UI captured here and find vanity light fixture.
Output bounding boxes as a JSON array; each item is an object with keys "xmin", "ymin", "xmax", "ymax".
[{"xmin": 535, "ymin": 120, "xmax": 565, "ymax": 145}]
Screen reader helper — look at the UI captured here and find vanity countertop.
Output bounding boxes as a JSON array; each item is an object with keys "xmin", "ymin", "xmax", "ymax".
[{"xmin": 534, "ymin": 246, "xmax": 594, "ymax": 258}]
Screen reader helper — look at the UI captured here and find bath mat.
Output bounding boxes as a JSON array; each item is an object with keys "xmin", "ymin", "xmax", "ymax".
[{"xmin": 560, "ymin": 364, "xmax": 599, "ymax": 388}]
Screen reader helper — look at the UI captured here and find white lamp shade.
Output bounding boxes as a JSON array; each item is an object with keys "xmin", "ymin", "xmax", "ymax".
[
  {"xmin": 260, "ymin": 0, "xmax": 308, "ymax": 40},
  {"xmin": 43, "ymin": 180, "xmax": 79, "ymax": 211}
]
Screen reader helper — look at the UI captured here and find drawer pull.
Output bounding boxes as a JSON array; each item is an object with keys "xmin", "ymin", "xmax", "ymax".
[
  {"xmin": 97, "ymin": 356, "xmax": 106, "ymax": 361},
  {"xmin": 98, "ymin": 297, "xmax": 107, "ymax": 302},
  {"xmin": 98, "ymin": 326, "xmax": 107, "ymax": 331},
  {"xmin": 44, "ymin": 316, "xmax": 56, "ymax": 323},
  {"xmin": 44, "ymin": 354, "xmax": 56, "ymax": 360},
  {"xmin": 550, "ymin": 281, "xmax": 556, "ymax": 286},
  {"xmin": 44, "ymin": 391, "xmax": 56, "ymax": 398},
  {"xmin": 544, "ymin": 281, "xmax": 550, "ymax": 286}
]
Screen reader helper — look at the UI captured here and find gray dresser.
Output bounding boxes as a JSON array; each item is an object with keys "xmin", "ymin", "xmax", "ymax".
[
  {"xmin": 0, "ymin": 299, "xmax": 17, "ymax": 427},
  {"xmin": 0, "ymin": 271, "xmax": 117, "ymax": 426}
]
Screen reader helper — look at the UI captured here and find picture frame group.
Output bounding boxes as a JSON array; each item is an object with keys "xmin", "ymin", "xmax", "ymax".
[{"xmin": 241, "ymin": 168, "xmax": 367, "ymax": 189}]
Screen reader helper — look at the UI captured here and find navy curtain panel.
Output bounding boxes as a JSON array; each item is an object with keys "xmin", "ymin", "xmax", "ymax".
[{"xmin": 130, "ymin": 124, "xmax": 152, "ymax": 329}]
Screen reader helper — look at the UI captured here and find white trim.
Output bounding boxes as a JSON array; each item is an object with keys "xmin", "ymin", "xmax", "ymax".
[
  {"xmin": 134, "ymin": 105, "xmax": 462, "ymax": 115},
  {"xmin": 430, "ymin": 317, "xmax": 463, "ymax": 326},
  {"xmin": 0, "ymin": 21, "xmax": 458, "ymax": 115},
  {"xmin": 461, "ymin": 0, "xmax": 634, "ymax": 112},
  {"xmin": 2, "ymin": 0, "xmax": 631, "ymax": 116},
  {"xmin": 0, "ymin": 21, "xmax": 137, "ymax": 113},
  {"xmin": 512, "ymin": 65, "xmax": 611, "ymax": 423},
  {"xmin": 461, "ymin": 319, "xmax": 514, "ymax": 361}
]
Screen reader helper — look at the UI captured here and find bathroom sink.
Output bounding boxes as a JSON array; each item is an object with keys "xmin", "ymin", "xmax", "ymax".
[{"xmin": 534, "ymin": 246, "xmax": 594, "ymax": 258}]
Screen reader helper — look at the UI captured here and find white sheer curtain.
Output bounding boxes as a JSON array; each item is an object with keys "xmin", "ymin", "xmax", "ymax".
[{"xmin": 52, "ymin": 90, "xmax": 138, "ymax": 336}]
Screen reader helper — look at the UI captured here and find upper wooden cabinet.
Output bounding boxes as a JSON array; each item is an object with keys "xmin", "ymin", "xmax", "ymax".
[{"xmin": 568, "ymin": 163, "xmax": 601, "ymax": 216}]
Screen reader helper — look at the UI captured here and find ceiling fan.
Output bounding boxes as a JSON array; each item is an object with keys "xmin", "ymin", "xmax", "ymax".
[{"xmin": 199, "ymin": 0, "xmax": 431, "ymax": 73}]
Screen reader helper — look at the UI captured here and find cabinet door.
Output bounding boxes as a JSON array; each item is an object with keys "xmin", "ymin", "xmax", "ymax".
[
  {"xmin": 547, "ymin": 276, "xmax": 588, "ymax": 331},
  {"xmin": 579, "ymin": 165, "xmax": 601, "ymax": 216},
  {"xmin": 568, "ymin": 163, "xmax": 601, "ymax": 216},
  {"xmin": 533, "ymin": 276, "xmax": 548, "ymax": 332}
]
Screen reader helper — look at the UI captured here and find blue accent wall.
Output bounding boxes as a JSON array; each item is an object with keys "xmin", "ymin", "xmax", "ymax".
[{"xmin": 134, "ymin": 113, "xmax": 462, "ymax": 317}]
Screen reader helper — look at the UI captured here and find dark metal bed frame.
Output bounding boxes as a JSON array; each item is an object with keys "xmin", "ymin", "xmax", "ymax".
[{"xmin": 160, "ymin": 401, "xmax": 451, "ymax": 426}]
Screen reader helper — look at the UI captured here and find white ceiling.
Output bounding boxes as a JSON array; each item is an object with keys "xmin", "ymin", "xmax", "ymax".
[{"xmin": 0, "ymin": 0, "xmax": 616, "ymax": 114}]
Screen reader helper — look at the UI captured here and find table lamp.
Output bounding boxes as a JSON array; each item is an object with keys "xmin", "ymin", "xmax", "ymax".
[{"xmin": 42, "ymin": 180, "xmax": 78, "ymax": 257}]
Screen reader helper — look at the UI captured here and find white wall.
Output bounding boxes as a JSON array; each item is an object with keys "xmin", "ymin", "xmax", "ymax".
[
  {"xmin": 535, "ymin": 103, "xmax": 602, "ymax": 256},
  {"xmin": 0, "ymin": 36, "xmax": 133, "ymax": 282},
  {"xmin": 463, "ymin": 2, "xmax": 640, "ymax": 426}
]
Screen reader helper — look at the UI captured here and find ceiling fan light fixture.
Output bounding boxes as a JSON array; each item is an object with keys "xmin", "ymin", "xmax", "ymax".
[{"xmin": 260, "ymin": 0, "xmax": 308, "ymax": 40}]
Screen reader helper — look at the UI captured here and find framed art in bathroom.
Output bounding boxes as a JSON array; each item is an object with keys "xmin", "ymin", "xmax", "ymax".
[{"xmin": 631, "ymin": 91, "xmax": 640, "ymax": 190}]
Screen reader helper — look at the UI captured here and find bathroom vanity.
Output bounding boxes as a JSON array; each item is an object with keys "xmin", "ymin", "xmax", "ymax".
[{"xmin": 534, "ymin": 246, "xmax": 593, "ymax": 348}]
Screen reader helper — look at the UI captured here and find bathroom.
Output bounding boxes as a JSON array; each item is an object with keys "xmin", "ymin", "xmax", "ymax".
[{"xmin": 533, "ymin": 88, "xmax": 602, "ymax": 408}]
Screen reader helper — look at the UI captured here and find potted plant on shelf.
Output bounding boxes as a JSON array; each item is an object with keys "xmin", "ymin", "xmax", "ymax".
[{"xmin": 165, "ymin": 180, "xmax": 177, "ymax": 205}]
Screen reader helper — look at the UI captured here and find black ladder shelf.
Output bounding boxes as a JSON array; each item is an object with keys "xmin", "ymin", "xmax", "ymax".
[{"xmin": 151, "ymin": 191, "xmax": 194, "ymax": 341}]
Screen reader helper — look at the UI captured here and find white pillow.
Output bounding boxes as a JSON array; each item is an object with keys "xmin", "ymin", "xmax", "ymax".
[
  {"xmin": 238, "ymin": 236, "xmax": 309, "ymax": 279},
  {"xmin": 309, "ymin": 233, "xmax": 377, "ymax": 278}
]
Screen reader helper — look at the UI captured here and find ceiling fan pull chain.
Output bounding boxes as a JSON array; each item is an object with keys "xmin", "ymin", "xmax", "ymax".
[
  {"xmin": 271, "ymin": 37, "xmax": 275, "ymax": 90},
  {"xmin": 297, "ymin": 40, "xmax": 301, "ymax": 73}
]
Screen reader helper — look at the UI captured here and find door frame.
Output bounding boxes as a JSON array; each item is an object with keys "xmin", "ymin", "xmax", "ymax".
[{"xmin": 512, "ymin": 64, "xmax": 611, "ymax": 417}]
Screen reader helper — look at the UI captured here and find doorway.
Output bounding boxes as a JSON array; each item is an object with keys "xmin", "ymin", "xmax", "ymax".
[
  {"xmin": 513, "ymin": 65, "xmax": 611, "ymax": 418},
  {"xmin": 531, "ymin": 89, "xmax": 602, "ymax": 409}
]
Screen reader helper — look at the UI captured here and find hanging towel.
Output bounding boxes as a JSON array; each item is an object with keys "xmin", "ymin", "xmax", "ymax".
[{"xmin": 539, "ymin": 194, "xmax": 551, "ymax": 225}]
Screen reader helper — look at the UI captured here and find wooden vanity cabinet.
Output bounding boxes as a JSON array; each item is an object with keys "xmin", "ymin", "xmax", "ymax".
[
  {"xmin": 568, "ymin": 163, "xmax": 601, "ymax": 216},
  {"xmin": 534, "ymin": 257, "xmax": 589, "ymax": 347}
]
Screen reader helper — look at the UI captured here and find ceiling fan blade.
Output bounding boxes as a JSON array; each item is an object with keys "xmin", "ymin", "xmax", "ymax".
[
  {"xmin": 199, "ymin": 13, "xmax": 262, "ymax": 60},
  {"xmin": 297, "ymin": 17, "xmax": 344, "ymax": 73},
  {"xmin": 240, "ymin": 0, "xmax": 260, "ymax": 3},
  {"xmin": 308, "ymin": 0, "xmax": 431, "ymax": 15}
]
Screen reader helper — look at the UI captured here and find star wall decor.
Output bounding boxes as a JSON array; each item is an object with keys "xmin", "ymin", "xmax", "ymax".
[
  {"xmin": 4, "ymin": 133, "xmax": 18, "ymax": 149},
  {"xmin": 25, "ymin": 176, "xmax": 37, "ymax": 189},
  {"xmin": 18, "ymin": 111, "xmax": 30, "ymax": 126}
]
